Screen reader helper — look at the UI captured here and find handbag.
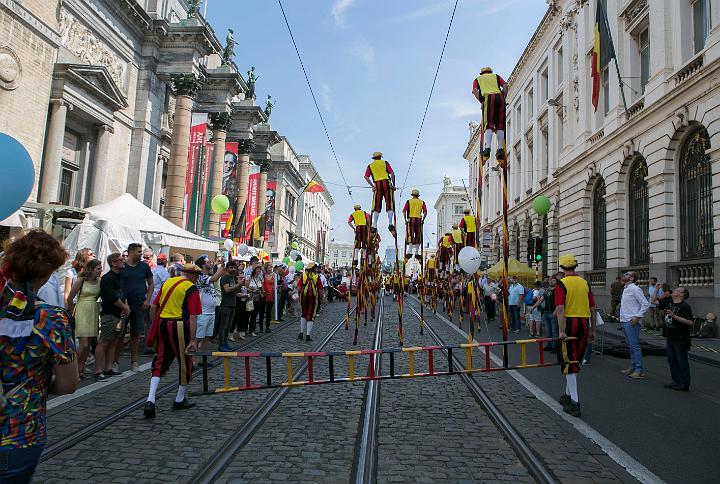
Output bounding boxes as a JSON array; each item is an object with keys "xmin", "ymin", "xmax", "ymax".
[
  {"xmin": 246, "ymin": 299, "xmax": 254, "ymax": 311},
  {"xmin": 146, "ymin": 278, "xmax": 185, "ymax": 348}
]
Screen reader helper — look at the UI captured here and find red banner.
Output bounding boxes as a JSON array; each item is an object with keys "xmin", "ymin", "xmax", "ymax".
[{"xmin": 184, "ymin": 113, "xmax": 207, "ymax": 228}]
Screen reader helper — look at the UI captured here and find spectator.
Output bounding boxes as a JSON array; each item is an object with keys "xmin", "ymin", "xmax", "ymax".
[
  {"xmin": 63, "ymin": 248, "xmax": 94, "ymax": 308},
  {"xmin": 619, "ymin": 271, "xmax": 650, "ymax": 379},
  {"xmin": 118, "ymin": 243, "xmax": 154, "ymax": 373},
  {"xmin": 539, "ymin": 277, "xmax": 558, "ymax": 351},
  {"xmin": 217, "ymin": 261, "xmax": 244, "ymax": 351},
  {"xmin": 142, "ymin": 249, "xmax": 156, "ymax": 269},
  {"xmin": 647, "ymin": 277, "xmax": 660, "ymax": 330},
  {"xmin": 482, "ymin": 279, "xmax": 498, "ymax": 322},
  {"xmin": 508, "ymin": 276, "xmax": 524, "ymax": 333},
  {"xmin": 229, "ymin": 274, "xmax": 248, "ymax": 341},
  {"xmin": 275, "ymin": 264, "xmax": 289, "ymax": 320},
  {"xmin": 151, "ymin": 253, "xmax": 170, "ymax": 303},
  {"xmin": 66, "ymin": 259, "xmax": 103, "ymax": 378},
  {"xmin": 195, "ymin": 256, "xmax": 223, "ymax": 355},
  {"xmin": 37, "ymin": 269, "xmax": 63, "ymax": 307},
  {"xmin": 653, "ymin": 285, "xmax": 693, "ymax": 391},
  {"xmin": 97, "ymin": 253, "xmax": 130, "ymax": 380},
  {"xmin": 260, "ymin": 263, "xmax": 275, "ymax": 332},
  {"xmin": 0, "ymin": 230, "xmax": 78, "ymax": 482},
  {"xmin": 247, "ymin": 264, "xmax": 264, "ymax": 336},
  {"xmin": 610, "ymin": 276, "xmax": 624, "ymax": 319},
  {"xmin": 167, "ymin": 253, "xmax": 185, "ymax": 277},
  {"xmin": 528, "ymin": 280, "xmax": 544, "ymax": 337},
  {"xmin": 244, "ymin": 256, "xmax": 259, "ymax": 279}
]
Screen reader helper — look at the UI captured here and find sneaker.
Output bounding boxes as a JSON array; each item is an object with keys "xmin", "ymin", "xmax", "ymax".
[
  {"xmin": 481, "ymin": 147, "xmax": 491, "ymax": 160},
  {"xmin": 298, "ymin": 332, "xmax": 304, "ymax": 339},
  {"xmin": 172, "ymin": 398, "xmax": 196, "ymax": 410},
  {"xmin": 143, "ymin": 401, "xmax": 156, "ymax": 419},
  {"xmin": 94, "ymin": 372, "xmax": 108, "ymax": 381},
  {"xmin": 228, "ymin": 334, "xmax": 236, "ymax": 342},
  {"xmin": 104, "ymin": 369, "xmax": 122, "ymax": 376},
  {"xmin": 558, "ymin": 394, "xmax": 571, "ymax": 408},
  {"xmin": 621, "ymin": 368, "xmax": 633, "ymax": 375},
  {"xmin": 672, "ymin": 384, "xmax": 689, "ymax": 392},
  {"xmin": 514, "ymin": 329, "xmax": 520, "ymax": 334},
  {"xmin": 130, "ymin": 362, "xmax": 140, "ymax": 372},
  {"xmin": 563, "ymin": 400, "xmax": 581, "ymax": 417},
  {"xmin": 664, "ymin": 382, "xmax": 679, "ymax": 389},
  {"xmin": 112, "ymin": 362, "xmax": 119, "ymax": 373},
  {"xmin": 239, "ymin": 332, "xmax": 246, "ymax": 338},
  {"xmin": 581, "ymin": 359, "xmax": 590, "ymax": 366},
  {"xmin": 251, "ymin": 332, "xmax": 258, "ymax": 337},
  {"xmin": 628, "ymin": 371, "xmax": 645, "ymax": 379},
  {"xmin": 238, "ymin": 333, "xmax": 246, "ymax": 340},
  {"xmin": 85, "ymin": 354, "xmax": 95, "ymax": 366},
  {"xmin": 305, "ymin": 335, "xmax": 313, "ymax": 342}
]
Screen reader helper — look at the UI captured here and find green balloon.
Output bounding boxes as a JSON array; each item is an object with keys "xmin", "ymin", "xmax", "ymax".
[
  {"xmin": 291, "ymin": 241, "xmax": 299, "ymax": 249},
  {"xmin": 211, "ymin": 195, "xmax": 230, "ymax": 214},
  {"xmin": 295, "ymin": 261, "xmax": 304, "ymax": 271},
  {"xmin": 282, "ymin": 256, "xmax": 290, "ymax": 264},
  {"xmin": 532, "ymin": 196, "xmax": 551, "ymax": 216}
]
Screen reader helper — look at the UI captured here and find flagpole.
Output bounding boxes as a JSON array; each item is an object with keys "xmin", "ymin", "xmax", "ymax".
[{"xmin": 599, "ymin": 0, "xmax": 629, "ymax": 117}]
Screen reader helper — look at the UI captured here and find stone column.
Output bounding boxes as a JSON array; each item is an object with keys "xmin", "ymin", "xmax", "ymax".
[
  {"xmin": 152, "ymin": 155, "xmax": 167, "ymax": 213},
  {"xmin": 208, "ymin": 112, "xmax": 233, "ymax": 235},
  {"xmin": 235, "ymin": 139, "xmax": 254, "ymax": 222},
  {"xmin": 164, "ymin": 74, "xmax": 201, "ymax": 227},
  {"xmin": 89, "ymin": 125, "xmax": 113, "ymax": 206},
  {"xmin": 39, "ymin": 100, "xmax": 72, "ymax": 203}
]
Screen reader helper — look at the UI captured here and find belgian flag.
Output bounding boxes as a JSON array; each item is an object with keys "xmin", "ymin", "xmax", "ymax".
[
  {"xmin": 303, "ymin": 179, "xmax": 325, "ymax": 193},
  {"xmin": 591, "ymin": 1, "xmax": 616, "ymax": 112}
]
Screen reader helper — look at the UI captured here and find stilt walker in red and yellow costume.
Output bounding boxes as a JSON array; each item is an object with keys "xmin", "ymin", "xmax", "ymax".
[
  {"xmin": 402, "ymin": 189, "xmax": 427, "ymax": 264},
  {"xmin": 458, "ymin": 208, "xmax": 477, "ymax": 249},
  {"xmin": 348, "ymin": 204, "xmax": 371, "ymax": 267},
  {"xmin": 450, "ymin": 223, "xmax": 465, "ymax": 272},
  {"xmin": 472, "ymin": 67, "xmax": 508, "ymax": 162},
  {"xmin": 364, "ymin": 151, "xmax": 397, "ymax": 235},
  {"xmin": 298, "ymin": 262, "xmax": 323, "ymax": 342}
]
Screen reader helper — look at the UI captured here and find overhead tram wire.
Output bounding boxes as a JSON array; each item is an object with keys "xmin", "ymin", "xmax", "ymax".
[
  {"xmin": 398, "ymin": 0, "xmax": 460, "ymax": 200},
  {"xmin": 277, "ymin": 0, "xmax": 354, "ymax": 202}
]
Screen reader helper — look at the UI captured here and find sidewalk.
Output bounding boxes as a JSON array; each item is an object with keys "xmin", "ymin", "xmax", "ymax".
[{"xmin": 600, "ymin": 320, "xmax": 720, "ymax": 367}]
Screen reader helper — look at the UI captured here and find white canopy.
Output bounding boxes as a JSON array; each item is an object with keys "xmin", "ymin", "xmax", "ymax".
[
  {"xmin": 85, "ymin": 193, "xmax": 217, "ymax": 252},
  {"xmin": 63, "ymin": 218, "xmax": 143, "ymax": 270}
]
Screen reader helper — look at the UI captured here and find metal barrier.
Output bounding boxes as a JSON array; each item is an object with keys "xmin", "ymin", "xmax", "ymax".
[{"xmin": 192, "ymin": 337, "xmax": 576, "ymax": 396}]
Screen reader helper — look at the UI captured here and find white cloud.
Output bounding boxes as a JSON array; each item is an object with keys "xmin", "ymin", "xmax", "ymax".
[
  {"xmin": 348, "ymin": 38, "xmax": 375, "ymax": 66},
  {"xmin": 438, "ymin": 98, "xmax": 481, "ymax": 119},
  {"xmin": 319, "ymin": 81, "xmax": 332, "ymax": 112},
  {"xmin": 331, "ymin": 0, "xmax": 356, "ymax": 26}
]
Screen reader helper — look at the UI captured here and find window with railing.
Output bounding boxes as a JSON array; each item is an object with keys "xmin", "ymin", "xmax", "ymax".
[
  {"xmin": 592, "ymin": 178, "xmax": 607, "ymax": 269},
  {"xmin": 680, "ymin": 126, "xmax": 714, "ymax": 260},
  {"xmin": 628, "ymin": 158, "xmax": 649, "ymax": 265},
  {"xmin": 693, "ymin": 0, "xmax": 710, "ymax": 54},
  {"xmin": 638, "ymin": 27, "xmax": 650, "ymax": 93}
]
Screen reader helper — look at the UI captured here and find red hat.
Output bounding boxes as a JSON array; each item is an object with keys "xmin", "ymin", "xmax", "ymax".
[{"xmin": 157, "ymin": 253, "xmax": 168, "ymax": 262}]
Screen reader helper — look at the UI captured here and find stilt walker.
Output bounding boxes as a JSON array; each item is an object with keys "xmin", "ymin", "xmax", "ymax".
[
  {"xmin": 364, "ymin": 151, "xmax": 397, "ymax": 235},
  {"xmin": 298, "ymin": 262, "xmax": 322, "ymax": 342},
  {"xmin": 451, "ymin": 223, "xmax": 465, "ymax": 325},
  {"xmin": 402, "ymin": 188, "xmax": 427, "ymax": 334},
  {"xmin": 348, "ymin": 205, "xmax": 370, "ymax": 331},
  {"xmin": 473, "ymin": 65, "xmax": 509, "ymax": 366}
]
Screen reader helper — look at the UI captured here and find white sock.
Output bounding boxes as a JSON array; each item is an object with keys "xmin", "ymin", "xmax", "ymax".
[
  {"xmin": 147, "ymin": 376, "xmax": 160, "ymax": 403},
  {"xmin": 300, "ymin": 318, "xmax": 307, "ymax": 333},
  {"xmin": 372, "ymin": 212, "xmax": 379, "ymax": 227},
  {"xmin": 361, "ymin": 249, "xmax": 366, "ymax": 259},
  {"xmin": 175, "ymin": 384, "xmax": 187, "ymax": 403},
  {"xmin": 353, "ymin": 249, "xmax": 359, "ymax": 261},
  {"xmin": 484, "ymin": 129, "xmax": 493, "ymax": 150},
  {"xmin": 306, "ymin": 320, "xmax": 314, "ymax": 335},
  {"xmin": 496, "ymin": 129, "xmax": 505, "ymax": 147},
  {"xmin": 566, "ymin": 373, "xmax": 578, "ymax": 403},
  {"xmin": 387, "ymin": 210, "xmax": 395, "ymax": 225}
]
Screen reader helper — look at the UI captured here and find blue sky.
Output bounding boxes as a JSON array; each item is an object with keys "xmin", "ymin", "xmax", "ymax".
[{"xmin": 206, "ymin": 0, "xmax": 548, "ymax": 252}]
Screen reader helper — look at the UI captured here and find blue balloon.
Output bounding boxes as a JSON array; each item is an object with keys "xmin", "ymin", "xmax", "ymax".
[{"xmin": 0, "ymin": 133, "xmax": 34, "ymax": 221}]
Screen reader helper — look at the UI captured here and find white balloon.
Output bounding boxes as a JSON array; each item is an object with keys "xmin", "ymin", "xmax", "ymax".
[
  {"xmin": 238, "ymin": 243, "xmax": 249, "ymax": 256},
  {"xmin": 223, "ymin": 239, "xmax": 234, "ymax": 251},
  {"xmin": 458, "ymin": 246, "xmax": 482, "ymax": 274},
  {"xmin": 288, "ymin": 265, "xmax": 296, "ymax": 274},
  {"xmin": 289, "ymin": 249, "xmax": 299, "ymax": 260}
]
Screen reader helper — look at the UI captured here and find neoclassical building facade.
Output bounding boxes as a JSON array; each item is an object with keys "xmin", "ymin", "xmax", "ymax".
[
  {"xmin": 465, "ymin": 0, "xmax": 719, "ymax": 315},
  {"xmin": 0, "ymin": 0, "xmax": 280, "ymax": 239}
]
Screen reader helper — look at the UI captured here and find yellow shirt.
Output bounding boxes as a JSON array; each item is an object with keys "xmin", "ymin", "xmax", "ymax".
[
  {"xmin": 476, "ymin": 73, "xmax": 501, "ymax": 96},
  {"xmin": 462, "ymin": 215, "xmax": 476, "ymax": 232},
  {"xmin": 559, "ymin": 275, "xmax": 592, "ymax": 318},
  {"xmin": 368, "ymin": 159, "xmax": 390, "ymax": 181},
  {"xmin": 427, "ymin": 257, "xmax": 436, "ymax": 269},
  {"xmin": 156, "ymin": 277, "xmax": 198, "ymax": 320},
  {"xmin": 408, "ymin": 198, "xmax": 424, "ymax": 218},
  {"xmin": 351, "ymin": 210, "xmax": 367, "ymax": 226},
  {"xmin": 451, "ymin": 229, "xmax": 463, "ymax": 244}
]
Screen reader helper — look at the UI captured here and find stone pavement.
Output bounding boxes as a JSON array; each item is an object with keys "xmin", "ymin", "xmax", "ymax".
[{"xmin": 33, "ymin": 303, "xmax": 351, "ymax": 483}]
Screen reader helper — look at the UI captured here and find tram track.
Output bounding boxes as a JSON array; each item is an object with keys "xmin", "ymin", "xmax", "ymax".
[
  {"xmin": 190, "ymin": 305, "xmax": 366, "ymax": 483},
  {"xmin": 40, "ymin": 317, "xmax": 298, "ymax": 463},
  {"xmin": 405, "ymin": 302, "xmax": 557, "ymax": 484}
]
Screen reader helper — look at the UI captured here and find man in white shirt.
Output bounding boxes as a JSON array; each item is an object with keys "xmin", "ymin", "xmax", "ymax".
[
  {"xmin": 508, "ymin": 276, "xmax": 524, "ymax": 333},
  {"xmin": 619, "ymin": 271, "xmax": 650, "ymax": 378}
]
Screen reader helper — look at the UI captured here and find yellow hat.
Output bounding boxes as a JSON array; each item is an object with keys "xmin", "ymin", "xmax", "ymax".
[
  {"xmin": 452, "ymin": 223, "xmax": 458, "ymax": 229},
  {"xmin": 306, "ymin": 262, "xmax": 316, "ymax": 270},
  {"xmin": 463, "ymin": 208, "xmax": 471, "ymax": 214},
  {"xmin": 371, "ymin": 151, "xmax": 383, "ymax": 158},
  {"xmin": 180, "ymin": 263, "xmax": 202, "ymax": 274},
  {"xmin": 480, "ymin": 67, "xmax": 493, "ymax": 74},
  {"xmin": 559, "ymin": 254, "xmax": 577, "ymax": 269},
  {"xmin": 353, "ymin": 204, "xmax": 361, "ymax": 210},
  {"xmin": 411, "ymin": 189, "xmax": 420, "ymax": 196}
]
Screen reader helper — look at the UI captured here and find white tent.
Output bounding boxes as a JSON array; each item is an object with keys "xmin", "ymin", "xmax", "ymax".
[
  {"xmin": 63, "ymin": 218, "xmax": 143, "ymax": 270},
  {"xmin": 85, "ymin": 193, "xmax": 217, "ymax": 252}
]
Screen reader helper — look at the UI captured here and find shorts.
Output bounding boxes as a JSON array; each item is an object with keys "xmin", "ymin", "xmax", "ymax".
[
  {"xmin": 127, "ymin": 304, "xmax": 147, "ymax": 334},
  {"xmin": 99, "ymin": 314, "xmax": 122, "ymax": 341},
  {"xmin": 196, "ymin": 313, "xmax": 215, "ymax": 339},
  {"xmin": 528, "ymin": 308, "xmax": 542, "ymax": 321}
]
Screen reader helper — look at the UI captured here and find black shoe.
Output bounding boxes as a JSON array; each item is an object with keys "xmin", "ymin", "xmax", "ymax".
[
  {"xmin": 370, "ymin": 227, "xmax": 377, "ymax": 233},
  {"xmin": 298, "ymin": 332, "xmax": 304, "ymax": 339},
  {"xmin": 172, "ymin": 398, "xmax": 196, "ymax": 410},
  {"xmin": 673, "ymin": 385, "xmax": 689, "ymax": 392},
  {"xmin": 352, "ymin": 260, "xmax": 358, "ymax": 266},
  {"xmin": 305, "ymin": 335, "xmax": 313, "ymax": 342},
  {"xmin": 388, "ymin": 224, "xmax": 396, "ymax": 234},
  {"xmin": 496, "ymin": 147, "xmax": 505, "ymax": 160},
  {"xmin": 663, "ymin": 382, "xmax": 679, "ymax": 389},
  {"xmin": 559, "ymin": 394, "xmax": 571, "ymax": 408},
  {"xmin": 564, "ymin": 400, "xmax": 581, "ymax": 417},
  {"xmin": 94, "ymin": 372, "xmax": 108, "ymax": 382},
  {"xmin": 143, "ymin": 401, "xmax": 156, "ymax": 419},
  {"xmin": 481, "ymin": 148, "xmax": 491, "ymax": 160},
  {"xmin": 104, "ymin": 369, "xmax": 122, "ymax": 376}
]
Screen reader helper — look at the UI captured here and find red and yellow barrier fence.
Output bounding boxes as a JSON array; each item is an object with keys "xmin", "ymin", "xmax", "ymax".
[{"xmin": 192, "ymin": 337, "xmax": 577, "ymax": 396}]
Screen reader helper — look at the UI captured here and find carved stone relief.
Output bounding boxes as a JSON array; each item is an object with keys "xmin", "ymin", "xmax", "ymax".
[
  {"xmin": 58, "ymin": 9, "xmax": 128, "ymax": 93},
  {"xmin": 0, "ymin": 47, "xmax": 21, "ymax": 91}
]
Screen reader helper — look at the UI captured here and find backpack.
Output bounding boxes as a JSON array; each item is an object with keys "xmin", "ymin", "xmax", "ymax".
[{"xmin": 523, "ymin": 288, "xmax": 535, "ymax": 306}]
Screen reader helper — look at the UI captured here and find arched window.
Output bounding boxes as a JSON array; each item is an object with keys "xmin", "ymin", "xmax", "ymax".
[
  {"xmin": 680, "ymin": 127, "xmax": 714, "ymax": 259},
  {"xmin": 628, "ymin": 158, "xmax": 649, "ymax": 265},
  {"xmin": 593, "ymin": 178, "xmax": 607, "ymax": 269}
]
